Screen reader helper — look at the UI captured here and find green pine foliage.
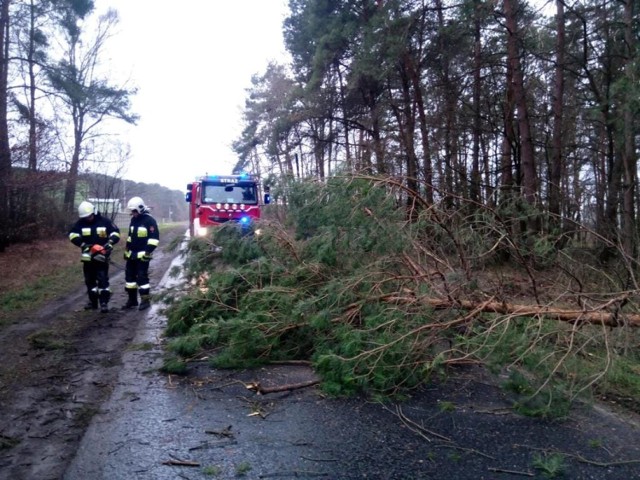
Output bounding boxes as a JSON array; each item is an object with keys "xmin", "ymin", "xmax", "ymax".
[
  {"xmin": 164, "ymin": 176, "xmax": 640, "ymax": 406},
  {"xmin": 165, "ymin": 176, "xmax": 443, "ymax": 395}
]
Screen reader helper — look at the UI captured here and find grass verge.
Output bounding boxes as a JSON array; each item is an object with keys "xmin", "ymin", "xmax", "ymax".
[{"xmin": 0, "ymin": 239, "xmax": 82, "ymax": 327}]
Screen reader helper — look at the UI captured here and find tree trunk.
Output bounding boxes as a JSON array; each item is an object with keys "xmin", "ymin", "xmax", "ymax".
[
  {"xmin": 406, "ymin": 54, "xmax": 433, "ymax": 205},
  {"xmin": 27, "ymin": 0, "xmax": 36, "ymax": 172},
  {"xmin": 419, "ymin": 297, "xmax": 640, "ymax": 328},
  {"xmin": 26, "ymin": 0, "xmax": 39, "ymax": 219},
  {"xmin": 498, "ymin": 46, "xmax": 515, "ymax": 205},
  {"xmin": 378, "ymin": 294, "xmax": 640, "ymax": 328},
  {"xmin": 371, "ymin": 108, "xmax": 385, "ymax": 175},
  {"xmin": 63, "ymin": 123, "xmax": 83, "ymax": 216},
  {"xmin": 549, "ymin": 0, "xmax": 565, "ymax": 231},
  {"xmin": 400, "ymin": 57, "xmax": 419, "ymax": 219},
  {"xmin": 504, "ymin": 0, "xmax": 537, "ymax": 225},
  {"xmin": 0, "ymin": 0, "xmax": 11, "ymax": 251},
  {"xmin": 621, "ymin": 0, "xmax": 636, "ymax": 259},
  {"xmin": 470, "ymin": 0, "xmax": 482, "ymax": 205},
  {"xmin": 335, "ymin": 61, "xmax": 350, "ymax": 174}
]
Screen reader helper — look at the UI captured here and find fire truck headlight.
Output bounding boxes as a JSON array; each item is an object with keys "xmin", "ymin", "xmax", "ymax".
[{"xmin": 196, "ymin": 227, "xmax": 208, "ymax": 237}]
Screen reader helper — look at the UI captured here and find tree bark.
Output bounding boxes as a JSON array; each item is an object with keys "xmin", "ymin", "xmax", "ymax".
[
  {"xmin": 549, "ymin": 0, "xmax": 565, "ymax": 229},
  {"xmin": 504, "ymin": 0, "xmax": 537, "ymax": 222},
  {"xmin": 470, "ymin": 0, "xmax": 482, "ymax": 205},
  {"xmin": 63, "ymin": 123, "xmax": 83, "ymax": 216},
  {"xmin": 498, "ymin": 29, "xmax": 515, "ymax": 205},
  {"xmin": 27, "ymin": 0, "xmax": 37, "ymax": 172},
  {"xmin": 390, "ymin": 54, "xmax": 419, "ymax": 220},
  {"xmin": 0, "ymin": 0, "xmax": 11, "ymax": 251},
  {"xmin": 382, "ymin": 296, "xmax": 640, "ymax": 328},
  {"xmin": 621, "ymin": 0, "xmax": 636, "ymax": 259}
]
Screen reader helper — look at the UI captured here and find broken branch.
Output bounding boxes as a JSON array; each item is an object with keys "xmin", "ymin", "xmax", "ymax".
[{"xmin": 247, "ymin": 379, "xmax": 320, "ymax": 395}]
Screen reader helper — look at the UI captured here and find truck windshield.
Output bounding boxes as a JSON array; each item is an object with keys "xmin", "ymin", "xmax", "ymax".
[{"xmin": 202, "ymin": 184, "xmax": 258, "ymax": 204}]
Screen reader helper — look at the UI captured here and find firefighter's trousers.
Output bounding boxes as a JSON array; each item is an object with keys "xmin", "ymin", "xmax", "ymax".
[
  {"xmin": 83, "ymin": 260, "xmax": 111, "ymax": 304},
  {"xmin": 124, "ymin": 258, "xmax": 151, "ymax": 298}
]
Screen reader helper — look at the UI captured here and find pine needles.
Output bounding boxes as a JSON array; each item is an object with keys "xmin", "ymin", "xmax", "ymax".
[{"xmin": 163, "ymin": 175, "xmax": 640, "ymax": 409}]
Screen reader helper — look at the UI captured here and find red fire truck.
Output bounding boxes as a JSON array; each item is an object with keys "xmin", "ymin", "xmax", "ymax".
[{"xmin": 185, "ymin": 173, "xmax": 270, "ymax": 237}]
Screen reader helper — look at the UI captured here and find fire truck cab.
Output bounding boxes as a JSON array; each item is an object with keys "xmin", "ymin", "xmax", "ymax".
[{"xmin": 185, "ymin": 173, "xmax": 270, "ymax": 237}]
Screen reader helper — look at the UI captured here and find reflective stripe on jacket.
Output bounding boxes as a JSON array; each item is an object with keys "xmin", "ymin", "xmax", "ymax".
[
  {"xmin": 125, "ymin": 212, "xmax": 159, "ymax": 260},
  {"xmin": 68, "ymin": 213, "xmax": 121, "ymax": 262}
]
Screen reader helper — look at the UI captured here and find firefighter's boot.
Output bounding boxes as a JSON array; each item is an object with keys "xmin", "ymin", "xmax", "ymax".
[
  {"xmin": 99, "ymin": 290, "xmax": 111, "ymax": 313},
  {"xmin": 121, "ymin": 289, "xmax": 139, "ymax": 310},
  {"xmin": 84, "ymin": 290, "xmax": 98, "ymax": 310},
  {"xmin": 138, "ymin": 294, "xmax": 151, "ymax": 311}
]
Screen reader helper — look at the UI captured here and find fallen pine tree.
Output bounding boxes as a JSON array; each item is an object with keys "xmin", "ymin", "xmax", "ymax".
[{"xmin": 379, "ymin": 294, "xmax": 640, "ymax": 328}]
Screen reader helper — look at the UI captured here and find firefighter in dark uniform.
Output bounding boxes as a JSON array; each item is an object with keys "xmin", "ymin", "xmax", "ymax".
[
  {"xmin": 68, "ymin": 200, "xmax": 121, "ymax": 313},
  {"xmin": 122, "ymin": 196, "xmax": 160, "ymax": 311}
]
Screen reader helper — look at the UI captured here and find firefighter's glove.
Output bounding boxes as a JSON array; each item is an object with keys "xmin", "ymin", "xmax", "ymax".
[
  {"xmin": 104, "ymin": 242, "xmax": 113, "ymax": 252},
  {"xmin": 81, "ymin": 244, "xmax": 93, "ymax": 254},
  {"xmin": 137, "ymin": 251, "xmax": 152, "ymax": 262}
]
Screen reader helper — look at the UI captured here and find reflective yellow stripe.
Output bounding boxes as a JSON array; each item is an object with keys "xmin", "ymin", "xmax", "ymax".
[
  {"xmin": 96, "ymin": 227, "xmax": 107, "ymax": 237},
  {"xmin": 81, "ymin": 227, "xmax": 91, "ymax": 236},
  {"xmin": 138, "ymin": 227, "xmax": 148, "ymax": 238},
  {"xmin": 148, "ymin": 239, "xmax": 159, "ymax": 247},
  {"xmin": 69, "ymin": 232, "xmax": 80, "ymax": 241},
  {"xmin": 125, "ymin": 282, "xmax": 138, "ymax": 289}
]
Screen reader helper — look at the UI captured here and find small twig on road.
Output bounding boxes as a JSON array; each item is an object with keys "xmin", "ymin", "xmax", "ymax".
[
  {"xmin": 300, "ymin": 455, "xmax": 340, "ymax": 463},
  {"xmin": 188, "ymin": 439, "xmax": 237, "ymax": 451},
  {"xmin": 246, "ymin": 379, "xmax": 320, "ymax": 395},
  {"xmin": 27, "ymin": 429, "xmax": 58, "ymax": 439},
  {"xmin": 204, "ymin": 425, "xmax": 234, "ymax": 437},
  {"xmin": 161, "ymin": 458, "xmax": 200, "ymax": 467},
  {"xmin": 267, "ymin": 360, "xmax": 313, "ymax": 366},
  {"xmin": 385, "ymin": 404, "xmax": 452, "ymax": 442},
  {"xmin": 488, "ymin": 467, "xmax": 534, "ymax": 476},
  {"xmin": 259, "ymin": 471, "xmax": 330, "ymax": 478},
  {"xmin": 515, "ymin": 444, "xmax": 640, "ymax": 468},
  {"xmin": 473, "ymin": 407, "xmax": 514, "ymax": 415},
  {"xmin": 387, "ymin": 404, "xmax": 497, "ymax": 460},
  {"xmin": 438, "ymin": 442, "xmax": 496, "ymax": 459},
  {"xmin": 189, "ymin": 385, "xmax": 205, "ymax": 400}
]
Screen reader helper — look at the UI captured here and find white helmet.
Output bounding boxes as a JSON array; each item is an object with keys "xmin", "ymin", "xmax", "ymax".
[
  {"xmin": 127, "ymin": 196, "xmax": 146, "ymax": 214},
  {"xmin": 78, "ymin": 200, "xmax": 95, "ymax": 218}
]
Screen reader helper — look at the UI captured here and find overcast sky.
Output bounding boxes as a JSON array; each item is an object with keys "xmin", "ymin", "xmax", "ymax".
[{"xmin": 93, "ymin": 0, "xmax": 290, "ymax": 192}]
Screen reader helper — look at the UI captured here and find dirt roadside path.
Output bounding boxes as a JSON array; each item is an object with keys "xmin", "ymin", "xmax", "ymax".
[
  {"xmin": 0, "ymin": 225, "xmax": 186, "ymax": 480},
  {"xmin": 1, "ymin": 225, "xmax": 640, "ymax": 480}
]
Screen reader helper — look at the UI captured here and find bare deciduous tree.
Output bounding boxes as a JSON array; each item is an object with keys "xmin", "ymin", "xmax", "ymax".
[{"xmin": 47, "ymin": 7, "xmax": 137, "ymax": 216}]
